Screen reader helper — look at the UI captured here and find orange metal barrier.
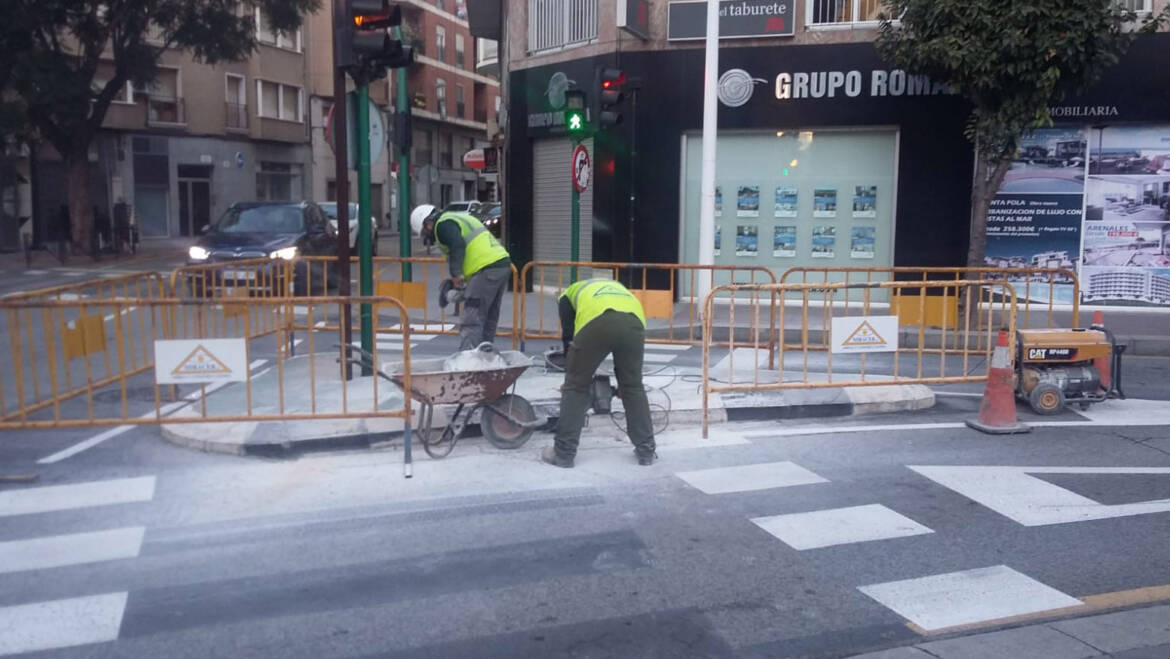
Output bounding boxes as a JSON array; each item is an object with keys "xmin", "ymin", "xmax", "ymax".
[
  {"xmin": 169, "ymin": 258, "xmax": 293, "ymax": 341},
  {"xmin": 700, "ymin": 280, "xmax": 1019, "ymax": 437},
  {"xmin": 0, "ymin": 296, "xmax": 412, "ymax": 434},
  {"xmin": 292, "ymin": 256, "xmax": 520, "ymax": 347},
  {"xmin": 4, "ymin": 271, "xmax": 168, "ymax": 303},
  {"xmin": 779, "ymin": 266, "xmax": 1078, "ymax": 331},
  {"xmin": 518, "ymin": 261, "xmax": 779, "ymax": 350}
]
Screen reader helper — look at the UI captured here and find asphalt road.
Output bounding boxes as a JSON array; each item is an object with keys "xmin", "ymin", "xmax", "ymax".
[{"xmin": 3, "ymin": 392, "xmax": 1170, "ymax": 658}]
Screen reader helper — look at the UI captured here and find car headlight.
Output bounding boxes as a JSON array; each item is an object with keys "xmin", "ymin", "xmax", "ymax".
[
  {"xmin": 269, "ymin": 246, "xmax": 298, "ymax": 260},
  {"xmin": 188, "ymin": 245, "xmax": 210, "ymax": 261}
]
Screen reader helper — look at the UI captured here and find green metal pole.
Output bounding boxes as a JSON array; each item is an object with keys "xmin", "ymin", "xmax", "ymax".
[
  {"xmin": 570, "ymin": 135, "xmax": 580, "ymax": 283},
  {"xmin": 395, "ymin": 27, "xmax": 412, "ymax": 283},
  {"xmin": 357, "ymin": 85, "xmax": 373, "ymax": 376}
]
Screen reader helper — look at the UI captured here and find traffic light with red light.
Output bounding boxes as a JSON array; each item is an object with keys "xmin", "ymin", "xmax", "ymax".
[
  {"xmin": 597, "ymin": 68, "xmax": 626, "ymax": 128},
  {"xmin": 338, "ymin": 0, "xmax": 413, "ymax": 79}
]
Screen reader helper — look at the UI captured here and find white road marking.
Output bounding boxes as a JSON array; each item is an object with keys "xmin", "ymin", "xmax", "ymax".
[
  {"xmin": 909, "ymin": 465, "xmax": 1170, "ymax": 526},
  {"xmin": 745, "ymin": 422, "xmax": 967, "ymax": 439},
  {"xmin": 0, "ymin": 527, "xmax": 145, "ymax": 574},
  {"xmin": 751, "ymin": 504, "xmax": 933, "ymax": 550},
  {"xmin": 859, "ymin": 565, "xmax": 1082, "ymax": 632},
  {"xmin": 249, "ymin": 359, "xmax": 267, "ymax": 370},
  {"xmin": 102, "ymin": 306, "xmax": 136, "ymax": 322},
  {"xmin": 644, "ymin": 344, "xmax": 692, "ymax": 351},
  {"xmin": 292, "ymin": 339, "xmax": 304, "ymax": 348},
  {"xmin": 62, "ymin": 271, "xmax": 87, "ymax": 277},
  {"xmin": 37, "ymin": 401, "xmax": 186, "ymax": 464},
  {"xmin": 23, "ymin": 270, "xmax": 47, "ymax": 276},
  {"xmin": 0, "ymin": 476, "xmax": 155, "ymax": 517},
  {"xmin": 676, "ymin": 461, "xmax": 828, "ymax": 494},
  {"xmin": 0, "ymin": 592, "xmax": 128, "ymax": 655}
]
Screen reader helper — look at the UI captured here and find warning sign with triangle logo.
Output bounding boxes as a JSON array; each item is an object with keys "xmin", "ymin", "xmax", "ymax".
[
  {"xmin": 172, "ymin": 345, "xmax": 233, "ymax": 377},
  {"xmin": 842, "ymin": 321, "xmax": 887, "ymax": 347},
  {"xmin": 831, "ymin": 315, "xmax": 899, "ymax": 353},
  {"xmin": 155, "ymin": 338, "xmax": 248, "ymax": 384}
]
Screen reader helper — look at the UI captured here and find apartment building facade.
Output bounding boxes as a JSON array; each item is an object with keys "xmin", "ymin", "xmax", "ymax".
[
  {"xmin": 307, "ymin": 0, "xmax": 502, "ymax": 229},
  {"xmin": 21, "ymin": 7, "xmax": 313, "ymax": 245},
  {"xmin": 488, "ymin": 0, "xmax": 1170, "ymax": 308}
]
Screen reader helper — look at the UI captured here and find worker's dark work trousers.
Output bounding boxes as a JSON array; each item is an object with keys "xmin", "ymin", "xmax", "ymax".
[
  {"xmin": 554, "ymin": 310, "xmax": 656, "ymax": 459},
  {"xmin": 459, "ymin": 265, "xmax": 510, "ymax": 350}
]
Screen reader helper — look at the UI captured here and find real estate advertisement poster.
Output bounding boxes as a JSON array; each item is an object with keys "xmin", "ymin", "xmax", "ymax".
[
  {"xmin": 774, "ymin": 187, "xmax": 798, "ymax": 217},
  {"xmin": 811, "ymin": 225, "xmax": 836, "ymax": 258},
  {"xmin": 773, "ymin": 225, "xmax": 796, "ymax": 257},
  {"xmin": 737, "ymin": 186, "xmax": 760, "ymax": 217},
  {"xmin": 1081, "ymin": 126, "xmax": 1170, "ymax": 305},
  {"xmin": 736, "ymin": 225, "xmax": 759, "ymax": 256},
  {"xmin": 986, "ymin": 127, "xmax": 1087, "ymax": 304},
  {"xmin": 813, "ymin": 188, "xmax": 837, "ymax": 218},
  {"xmin": 851, "ymin": 226, "xmax": 876, "ymax": 259},
  {"xmin": 852, "ymin": 186, "xmax": 877, "ymax": 218}
]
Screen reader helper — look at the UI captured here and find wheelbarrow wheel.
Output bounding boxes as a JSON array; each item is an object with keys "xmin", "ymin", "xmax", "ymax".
[{"xmin": 482, "ymin": 394, "xmax": 536, "ymax": 450}]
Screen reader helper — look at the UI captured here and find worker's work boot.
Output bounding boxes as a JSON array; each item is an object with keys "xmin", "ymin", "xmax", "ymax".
[
  {"xmin": 636, "ymin": 451, "xmax": 658, "ymax": 466},
  {"xmin": 541, "ymin": 446, "xmax": 574, "ymax": 468}
]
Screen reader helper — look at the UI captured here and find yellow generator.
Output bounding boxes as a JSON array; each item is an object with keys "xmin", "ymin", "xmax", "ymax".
[{"xmin": 1015, "ymin": 326, "xmax": 1125, "ymax": 415}]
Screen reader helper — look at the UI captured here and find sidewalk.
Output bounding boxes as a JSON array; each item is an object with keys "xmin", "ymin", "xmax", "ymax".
[{"xmin": 852, "ymin": 602, "xmax": 1170, "ymax": 658}]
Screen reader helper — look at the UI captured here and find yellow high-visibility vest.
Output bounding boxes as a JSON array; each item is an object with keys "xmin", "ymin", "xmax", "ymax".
[
  {"xmin": 435, "ymin": 212, "xmax": 509, "ymax": 277},
  {"xmin": 561, "ymin": 279, "xmax": 646, "ymax": 335}
]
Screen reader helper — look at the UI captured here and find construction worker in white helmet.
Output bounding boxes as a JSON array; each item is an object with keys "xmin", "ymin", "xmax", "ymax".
[{"xmin": 410, "ymin": 204, "xmax": 511, "ymax": 349}]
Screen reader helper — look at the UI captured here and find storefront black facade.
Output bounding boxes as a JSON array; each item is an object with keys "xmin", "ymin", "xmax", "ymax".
[{"xmin": 505, "ymin": 34, "xmax": 1170, "ymax": 276}]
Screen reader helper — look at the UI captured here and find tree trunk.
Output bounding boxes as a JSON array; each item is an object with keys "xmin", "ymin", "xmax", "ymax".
[
  {"xmin": 965, "ymin": 154, "xmax": 1012, "ymax": 267},
  {"xmin": 65, "ymin": 155, "xmax": 92, "ymax": 253}
]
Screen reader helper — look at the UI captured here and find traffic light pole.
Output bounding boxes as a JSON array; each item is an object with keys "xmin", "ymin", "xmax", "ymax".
[
  {"xmin": 357, "ymin": 84, "xmax": 374, "ymax": 376},
  {"xmin": 395, "ymin": 28, "xmax": 412, "ymax": 283},
  {"xmin": 333, "ymin": 0, "xmax": 353, "ymax": 381},
  {"xmin": 570, "ymin": 133, "xmax": 581, "ymax": 283}
]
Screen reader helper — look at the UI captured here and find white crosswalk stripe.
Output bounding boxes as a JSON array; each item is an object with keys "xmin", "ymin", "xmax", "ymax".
[
  {"xmin": 0, "ymin": 527, "xmax": 145, "ymax": 574},
  {"xmin": 0, "ymin": 593, "xmax": 128, "ymax": 656},
  {"xmin": 0, "ymin": 476, "xmax": 155, "ymax": 517},
  {"xmin": 0, "ymin": 476, "xmax": 155, "ymax": 655}
]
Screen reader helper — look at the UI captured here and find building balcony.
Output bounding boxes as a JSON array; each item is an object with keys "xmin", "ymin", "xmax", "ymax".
[
  {"xmin": 475, "ymin": 38, "xmax": 499, "ymax": 77},
  {"xmin": 225, "ymin": 103, "xmax": 249, "ymax": 131},
  {"xmin": 101, "ymin": 102, "xmax": 147, "ymax": 131},
  {"xmin": 257, "ymin": 116, "xmax": 307, "ymax": 143},
  {"xmin": 146, "ymin": 96, "xmax": 185, "ymax": 127}
]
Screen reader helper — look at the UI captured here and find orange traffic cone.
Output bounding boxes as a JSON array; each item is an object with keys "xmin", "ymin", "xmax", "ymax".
[
  {"xmin": 966, "ymin": 329, "xmax": 1031, "ymax": 435},
  {"xmin": 1090, "ymin": 311, "xmax": 1112, "ymax": 393}
]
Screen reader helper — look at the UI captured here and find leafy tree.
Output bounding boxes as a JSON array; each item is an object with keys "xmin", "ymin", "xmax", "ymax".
[
  {"xmin": 877, "ymin": 0, "xmax": 1168, "ymax": 266},
  {"xmin": 0, "ymin": 0, "xmax": 318, "ymax": 250}
]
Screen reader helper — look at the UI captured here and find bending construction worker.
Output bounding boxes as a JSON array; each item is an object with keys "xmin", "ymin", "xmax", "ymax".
[
  {"xmin": 542, "ymin": 279, "xmax": 657, "ymax": 468},
  {"xmin": 411, "ymin": 204, "xmax": 511, "ymax": 350}
]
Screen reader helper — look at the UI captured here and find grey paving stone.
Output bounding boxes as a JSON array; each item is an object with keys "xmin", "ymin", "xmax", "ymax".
[
  {"xmin": 917, "ymin": 625, "xmax": 1099, "ymax": 659},
  {"xmin": 847, "ymin": 647, "xmax": 936, "ymax": 659},
  {"xmin": 1050, "ymin": 605, "xmax": 1170, "ymax": 654}
]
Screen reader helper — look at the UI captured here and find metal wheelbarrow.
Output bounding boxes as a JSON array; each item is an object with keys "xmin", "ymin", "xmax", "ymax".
[{"xmin": 383, "ymin": 348, "xmax": 543, "ymax": 458}]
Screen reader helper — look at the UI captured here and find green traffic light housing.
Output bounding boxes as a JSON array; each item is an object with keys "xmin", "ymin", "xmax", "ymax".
[{"xmin": 563, "ymin": 89, "xmax": 588, "ymax": 135}]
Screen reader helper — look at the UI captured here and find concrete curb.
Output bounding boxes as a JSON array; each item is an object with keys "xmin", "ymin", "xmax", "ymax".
[
  {"xmin": 157, "ymin": 381, "xmax": 930, "ymax": 456},
  {"xmin": 848, "ymin": 602, "xmax": 1170, "ymax": 659}
]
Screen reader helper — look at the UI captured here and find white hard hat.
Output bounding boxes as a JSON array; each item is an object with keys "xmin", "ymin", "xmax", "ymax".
[{"xmin": 410, "ymin": 204, "xmax": 437, "ymax": 236}]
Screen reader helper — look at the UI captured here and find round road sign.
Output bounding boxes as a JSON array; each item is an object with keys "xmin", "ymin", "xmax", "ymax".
[{"xmin": 571, "ymin": 144, "xmax": 590, "ymax": 193}]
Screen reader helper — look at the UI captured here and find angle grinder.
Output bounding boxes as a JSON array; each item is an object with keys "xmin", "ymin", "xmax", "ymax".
[{"xmin": 437, "ymin": 278, "xmax": 465, "ymax": 309}]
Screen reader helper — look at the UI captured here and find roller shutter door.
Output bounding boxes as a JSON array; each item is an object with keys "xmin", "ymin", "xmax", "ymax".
[{"xmin": 532, "ymin": 138, "xmax": 592, "ymax": 264}]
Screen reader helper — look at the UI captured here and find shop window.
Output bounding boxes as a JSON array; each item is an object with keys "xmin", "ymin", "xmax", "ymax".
[
  {"xmin": 256, "ymin": 162, "xmax": 302, "ymax": 201},
  {"xmin": 527, "ymin": 0, "xmax": 597, "ymax": 53}
]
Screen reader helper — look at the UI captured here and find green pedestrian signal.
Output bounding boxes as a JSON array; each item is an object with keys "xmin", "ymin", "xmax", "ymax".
[
  {"xmin": 566, "ymin": 109, "xmax": 585, "ymax": 133},
  {"xmin": 563, "ymin": 89, "xmax": 587, "ymax": 136}
]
